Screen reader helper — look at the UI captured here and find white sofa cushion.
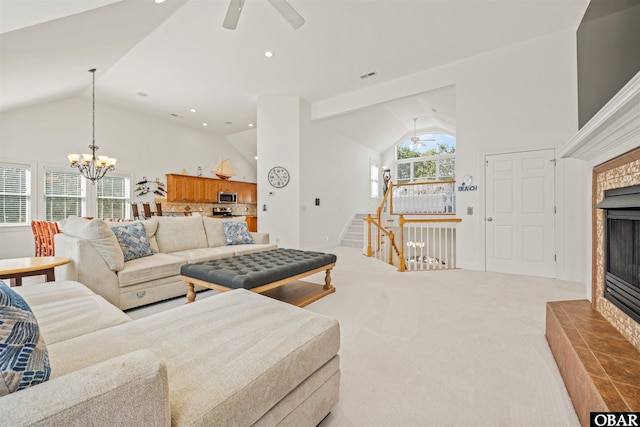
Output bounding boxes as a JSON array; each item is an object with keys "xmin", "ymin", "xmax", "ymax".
[
  {"xmin": 168, "ymin": 247, "xmax": 236, "ymax": 264},
  {"xmin": 117, "ymin": 253, "xmax": 186, "ymax": 288},
  {"xmin": 47, "ymin": 289, "xmax": 340, "ymax": 426},
  {"xmin": 15, "ymin": 281, "xmax": 131, "ymax": 345},
  {"xmin": 203, "ymin": 216, "xmax": 245, "ymax": 247},
  {"xmin": 62, "ymin": 216, "xmax": 124, "ymax": 271},
  {"xmin": 155, "ymin": 216, "xmax": 208, "ymax": 253}
]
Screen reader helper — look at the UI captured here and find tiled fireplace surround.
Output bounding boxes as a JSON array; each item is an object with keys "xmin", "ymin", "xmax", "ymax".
[{"xmin": 546, "ymin": 74, "xmax": 640, "ymax": 426}]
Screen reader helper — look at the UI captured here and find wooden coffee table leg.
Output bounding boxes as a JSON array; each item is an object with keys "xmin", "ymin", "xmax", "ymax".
[
  {"xmin": 323, "ymin": 267, "xmax": 333, "ymax": 290},
  {"xmin": 186, "ymin": 282, "xmax": 196, "ymax": 303}
]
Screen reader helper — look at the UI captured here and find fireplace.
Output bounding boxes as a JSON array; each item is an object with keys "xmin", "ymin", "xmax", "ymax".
[{"xmin": 597, "ymin": 184, "xmax": 640, "ymax": 325}]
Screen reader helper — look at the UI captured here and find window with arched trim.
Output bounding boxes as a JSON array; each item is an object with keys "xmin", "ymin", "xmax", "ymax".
[{"xmin": 395, "ymin": 133, "xmax": 455, "ymax": 183}]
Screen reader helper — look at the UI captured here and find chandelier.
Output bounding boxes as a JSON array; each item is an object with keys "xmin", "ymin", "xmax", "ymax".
[{"xmin": 67, "ymin": 68, "xmax": 116, "ymax": 184}]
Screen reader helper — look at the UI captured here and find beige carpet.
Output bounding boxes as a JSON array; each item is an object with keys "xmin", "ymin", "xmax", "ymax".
[{"xmin": 127, "ymin": 246, "xmax": 583, "ymax": 426}]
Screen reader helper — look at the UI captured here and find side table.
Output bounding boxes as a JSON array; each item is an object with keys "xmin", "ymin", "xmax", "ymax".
[{"xmin": 0, "ymin": 256, "xmax": 71, "ymax": 287}]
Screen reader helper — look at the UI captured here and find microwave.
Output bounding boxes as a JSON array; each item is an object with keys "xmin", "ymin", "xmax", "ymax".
[{"xmin": 218, "ymin": 191, "xmax": 238, "ymax": 203}]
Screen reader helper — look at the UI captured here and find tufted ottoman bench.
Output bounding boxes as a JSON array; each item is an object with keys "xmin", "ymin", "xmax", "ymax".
[{"xmin": 180, "ymin": 248, "xmax": 337, "ymax": 307}]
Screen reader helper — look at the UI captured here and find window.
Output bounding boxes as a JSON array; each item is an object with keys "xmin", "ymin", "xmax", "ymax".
[
  {"xmin": 396, "ymin": 133, "xmax": 456, "ymax": 183},
  {"xmin": 370, "ymin": 162, "xmax": 379, "ymax": 198},
  {"xmin": 0, "ymin": 163, "xmax": 30, "ymax": 225},
  {"xmin": 44, "ymin": 169, "xmax": 84, "ymax": 221},
  {"xmin": 97, "ymin": 175, "xmax": 130, "ymax": 219}
]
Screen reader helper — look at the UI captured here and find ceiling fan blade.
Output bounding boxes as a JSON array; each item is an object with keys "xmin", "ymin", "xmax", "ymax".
[
  {"xmin": 267, "ymin": 0, "xmax": 305, "ymax": 29},
  {"xmin": 223, "ymin": 0, "xmax": 245, "ymax": 30}
]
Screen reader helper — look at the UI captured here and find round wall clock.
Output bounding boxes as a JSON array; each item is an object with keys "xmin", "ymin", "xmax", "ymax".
[{"xmin": 268, "ymin": 166, "xmax": 290, "ymax": 188}]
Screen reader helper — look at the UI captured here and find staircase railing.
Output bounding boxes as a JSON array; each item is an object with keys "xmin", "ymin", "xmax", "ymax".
[{"xmin": 363, "ymin": 181, "xmax": 461, "ymax": 271}]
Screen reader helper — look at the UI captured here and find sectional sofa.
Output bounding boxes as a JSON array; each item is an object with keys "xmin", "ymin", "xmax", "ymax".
[
  {"xmin": 0, "ymin": 280, "xmax": 341, "ymax": 425},
  {"xmin": 55, "ymin": 215, "xmax": 276, "ymax": 310}
]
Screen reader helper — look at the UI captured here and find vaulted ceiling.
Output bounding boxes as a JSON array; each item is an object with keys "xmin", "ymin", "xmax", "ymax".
[{"xmin": 0, "ymin": 0, "xmax": 588, "ymax": 154}]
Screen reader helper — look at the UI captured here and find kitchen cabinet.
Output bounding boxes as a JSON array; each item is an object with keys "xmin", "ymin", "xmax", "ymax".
[
  {"xmin": 246, "ymin": 216, "xmax": 257, "ymax": 232},
  {"xmin": 166, "ymin": 174, "xmax": 257, "ymax": 204},
  {"xmin": 236, "ymin": 182, "xmax": 257, "ymax": 204},
  {"xmin": 167, "ymin": 175, "xmax": 205, "ymax": 202}
]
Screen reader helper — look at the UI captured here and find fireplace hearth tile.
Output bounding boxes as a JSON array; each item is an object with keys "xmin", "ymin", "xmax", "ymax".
[
  {"xmin": 573, "ymin": 345, "xmax": 607, "ymax": 378},
  {"xmin": 616, "ymin": 383, "xmax": 640, "ymax": 412},
  {"xmin": 546, "ymin": 300, "xmax": 640, "ymax": 426},
  {"xmin": 595, "ymin": 352, "xmax": 640, "ymax": 388},
  {"xmin": 589, "ymin": 375, "xmax": 630, "ymax": 412},
  {"xmin": 581, "ymin": 330, "xmax": 639, "ymax": 357}
]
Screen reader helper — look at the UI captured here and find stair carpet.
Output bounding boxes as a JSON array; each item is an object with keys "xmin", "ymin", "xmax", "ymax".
[{"xmin": 340, "ymin": 213, "xmax": 368, "ymax": 248}]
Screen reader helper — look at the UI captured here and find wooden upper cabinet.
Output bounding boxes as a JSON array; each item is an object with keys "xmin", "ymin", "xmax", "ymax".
[
  {"xmin": 166, "ymin": 174, "xmax": 256, "ymax": 204},
  {"xmin": 217, "ymin": 180, "xmax": 238, "ymax": 194},
  {"xmin": 237, "ymin": 182, "xmax": 257, "ymax": 204},
  {"xmin": 204, "ymin": 179, "xmax": 219, "ymax": 201},
  {"xmin": 166, "ymin": 175, "xmax": 184, "ymax": 202}
]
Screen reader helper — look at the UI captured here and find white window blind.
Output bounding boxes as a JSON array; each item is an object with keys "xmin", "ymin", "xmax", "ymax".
[
  {"xmin": 370, "ymin": 163, "xmax": 379, "ymax": 198},
  {"xmin": 97, "ymin": 175, "xmax": 129, "ymax": 219},
  {"xmin": 44, "ymin": 170, "xmax": 84, "ymax": 221},
  {"xmin": 0, "ymin": 163, "xmax": 30, "ymax": 225}
]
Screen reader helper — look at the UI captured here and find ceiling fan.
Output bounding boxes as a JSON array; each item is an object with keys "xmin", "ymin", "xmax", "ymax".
[
  {"xmin": 410, "ymin": 117, "xmax": 435, "ymax": 147},
  {"xmin": 223, "ymin": 0, "xmax": 305, "ymax": 30}
]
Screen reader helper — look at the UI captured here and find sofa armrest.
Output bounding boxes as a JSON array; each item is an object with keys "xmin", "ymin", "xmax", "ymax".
[
  {"xmin": 250, "ymin": 232, "xmax": 270, "ymax": 245},
  {"xmin": 0, "ymin": 350, "xmax": 170, "ymax": 427},
  {"xmin": 55, "ymin": 233, "xmax": 120, "ymax": 306}
]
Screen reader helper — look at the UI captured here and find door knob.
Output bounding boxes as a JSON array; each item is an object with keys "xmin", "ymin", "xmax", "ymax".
[{"xmin": 487, "ymin": 217, "xmax": 493, "ymax": 222}]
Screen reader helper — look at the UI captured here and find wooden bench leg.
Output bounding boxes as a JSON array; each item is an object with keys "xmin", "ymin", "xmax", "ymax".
[
  {"xmin": 186, "ymin": 282, "xmax": 196, "ymax": 303},
  {"xmin": 323, "ymin": 267, "xmax": 333, "ymax": 290}
]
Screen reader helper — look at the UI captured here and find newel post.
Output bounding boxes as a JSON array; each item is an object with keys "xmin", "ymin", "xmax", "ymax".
[
  {"xmin": 398, "ymin": 214, "xmax": 406, "ymax": 272},
  {"xmin": 365, "ymin": 214, "xmax": 373, "ymax": 257}
]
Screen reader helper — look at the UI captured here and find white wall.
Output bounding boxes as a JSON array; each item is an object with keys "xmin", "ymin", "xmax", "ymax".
[
  {"xmin": 300, "ymin": 101, "xmax": 380, "ymax": 250},
  {"xmin": 256, "ymin": 95, "xmax": 301, "ymax": 249},
  {"xmin": 0, "ymin": 96, "xmax": 255, "ymax": 258},
  {"xmin": 312, "ymin": 29, "xmax": 584, "ymax": 282}
]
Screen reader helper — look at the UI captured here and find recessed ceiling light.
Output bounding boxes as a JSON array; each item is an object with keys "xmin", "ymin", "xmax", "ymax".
[
  {"xmin": 264, "ymin": 51, "xmax": 274, "ymax": 58},
  {"xmin": 254, "ymin": 156, "xmax": 258, "ymax": 160},
  {"xmin": 190, "ymin": 108, "xmax": 197, "ymax": 113},
  {"xmin": 136, "ymin": 92, "xmax": 148, "ymax": 97},
  {"xmin": 249, "ymin": 123, "xmax": 254, "ymax": 127},
  {"xmin": 203, "ymin": 122, "xmax": 208, "ymax": 126},
  {"xmin": 154, "ymin": 0, "xmax": 166, "ymax": 4}
]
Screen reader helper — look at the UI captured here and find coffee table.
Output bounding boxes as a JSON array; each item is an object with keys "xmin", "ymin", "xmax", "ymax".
[
  {"xmin": 0, "ymin": 256, "xmax": 71, "ymax": 286},
  {"xmin": 181, "ymin": 249, "xmax": 336, "ymax": 307}
]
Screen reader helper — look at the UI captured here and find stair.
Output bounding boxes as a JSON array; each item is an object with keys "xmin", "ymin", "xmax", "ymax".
[{"xmin": 340, "ymin": 213, "xmax": 369, "ymax": 248}]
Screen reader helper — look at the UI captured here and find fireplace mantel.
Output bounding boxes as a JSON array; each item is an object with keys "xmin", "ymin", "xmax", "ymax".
[{"xmin": 559, "ymin": 72, "xmax": 640, "ymax": 167}]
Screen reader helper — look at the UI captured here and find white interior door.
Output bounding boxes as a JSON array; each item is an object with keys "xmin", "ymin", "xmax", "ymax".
[{"xmin": 485, "ymin": 149, "xmax": 556, "ymax": 278}]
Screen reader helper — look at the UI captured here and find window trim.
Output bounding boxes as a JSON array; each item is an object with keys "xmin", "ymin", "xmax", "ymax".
[
  {"xmin": 41, "ymin": 163, "xmax": 87, "ymax": 221},
  {"xmin": 395, "ymin": 131, "xmax": 456, "ymax": 184},
  {"xmin": 370, "ymin": 160, "xmax": 379, "ymax": 199},
  {"xmin": 0, "ymin": 160, "xmax": 36, "ymax": 228},
  {"xmin": 39, "ymin": 162, "xmax": 134, "ymax": 220},
  {"xmin": 96, "ymin": 172, "xmax": 132, "ymax": 220}
]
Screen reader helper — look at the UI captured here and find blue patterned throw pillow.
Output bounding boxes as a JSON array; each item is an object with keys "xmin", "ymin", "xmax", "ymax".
[
  {"xmin": 0, "ymin": 281, "xmax": 51, "ymax": 396},
  {"xmin": 223, "ymin": 221, "xmax": 254, "ymax": 245},
  {"xmin": 111, "ymin": 222, "xmax": 153, "ymax": 262}
]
